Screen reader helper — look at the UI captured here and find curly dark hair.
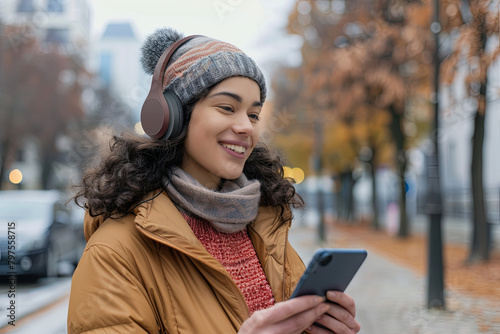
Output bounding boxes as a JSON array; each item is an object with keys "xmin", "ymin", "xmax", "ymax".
[{"xmin": 73, "ymin": 101, "xmax": 303, "ymax": 221}]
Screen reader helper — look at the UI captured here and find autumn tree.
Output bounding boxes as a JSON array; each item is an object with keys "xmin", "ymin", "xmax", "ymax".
[
  {"xmin": 351, "ymin": 9, "xmax": 434, "ymax": 235},
  {"xmin": 272, "ymin": 0, "xmax": 434, "ymax": 234},
  {"xmin": 0, "ymin": 24, "xmax": 39, "ymax": 187},
  {"xmin": 0, "ymin": 23, "xmax": 89, "ymax": 189},
  {"xmin": 31, "ymin": 52, "xmax": 89, "ymax": 189},
  {"xmin": 440, "ymin": 0, "xmax": 500, "ymax": 261},
  {"xmin": 275, "ymin": 0, "xmax": 397, "ymax": 225}
]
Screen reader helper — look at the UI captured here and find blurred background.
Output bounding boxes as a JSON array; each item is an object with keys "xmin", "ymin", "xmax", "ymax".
[{"xmin": 0, "ymin": 0, "xmax": 499, "ymax": 333}]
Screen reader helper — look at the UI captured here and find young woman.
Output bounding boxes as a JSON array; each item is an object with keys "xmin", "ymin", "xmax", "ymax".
[{"xmin": 67, "ymin": 28, "xmax": 361, "ymax": 334}]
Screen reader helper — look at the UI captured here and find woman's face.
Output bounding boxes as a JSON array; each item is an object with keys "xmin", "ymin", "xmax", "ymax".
[{"xmin": 181, "ymin": 76, "xmax": 262, "ymax": 189}]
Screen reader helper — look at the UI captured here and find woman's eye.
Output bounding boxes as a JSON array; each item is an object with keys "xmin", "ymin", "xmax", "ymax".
[
  {"xmin": 249, "ymin": 114, "xmax": 260, "ymax": 121},
  {"xmin": 218, "ymin": 106, "xmax": 234, "ymax": 112}
]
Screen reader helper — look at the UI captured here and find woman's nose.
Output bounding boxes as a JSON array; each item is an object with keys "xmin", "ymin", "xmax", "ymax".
[{"xmin": 232, "ymin": 112, "xmax": 254, "ymax": 136}]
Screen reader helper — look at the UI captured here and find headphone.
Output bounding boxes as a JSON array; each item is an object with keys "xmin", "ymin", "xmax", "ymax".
[{"xmin": 141, "ymin": 35, "xmax": 203, "ymax": 140}]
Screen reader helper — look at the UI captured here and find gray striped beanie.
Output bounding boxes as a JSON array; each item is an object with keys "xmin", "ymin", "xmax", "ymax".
[{"xmin": 140, "ymin": 27, "xmax": 267, "ymax": 106}]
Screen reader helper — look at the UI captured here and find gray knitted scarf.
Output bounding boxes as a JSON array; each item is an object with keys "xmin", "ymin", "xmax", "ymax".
[{"xmin": 165, "ymin": 167, "xmax": 261, "ymax": 233}]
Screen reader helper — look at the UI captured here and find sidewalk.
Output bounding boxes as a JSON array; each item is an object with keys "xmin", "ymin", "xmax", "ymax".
[{"xmin": 288, "ymin": 217, "xmax": 500, "ymax": 333}]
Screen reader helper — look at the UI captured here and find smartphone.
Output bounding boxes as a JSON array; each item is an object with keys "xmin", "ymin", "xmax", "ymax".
[
  {"xmin": 291, "ymin": 248, "xmax": 367, "ymax": 299},
  {"xmin": 291, "ymin": 249, "xmax": 367, "ymax": 332}
]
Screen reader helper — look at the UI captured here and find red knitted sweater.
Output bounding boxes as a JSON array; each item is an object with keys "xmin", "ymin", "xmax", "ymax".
[{"xmin": 181, "ymin": 213, "xmax": 275, "ymax": 314}]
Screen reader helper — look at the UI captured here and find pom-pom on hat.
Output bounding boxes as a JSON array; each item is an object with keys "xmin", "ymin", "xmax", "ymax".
[{"xmin": 140, "ymin": 27, "xmax": 267, "ymax": 106}]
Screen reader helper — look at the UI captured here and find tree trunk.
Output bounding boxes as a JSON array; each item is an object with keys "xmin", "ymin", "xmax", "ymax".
[
  {"xmin": 397, "ymin": 149, "xmax": 408, "ymax": 237},
  {"xmin": 347, "ymin": 172, "xmax": 355, "ymax": 221},
  {"xmin": 40, "ymin": 149, "xmax": 55, "ymax": 190},
  {"xmin": 0, "ymin": 143, "xmax": 7, "ymax": 189},
  {"xmin": 344, "ymin": 170, "xmax": 356, "ymax": 222},
  {"xmin": 469, "ymin": 102, "xmax": 490, "ymax": 261},
  {"xmin": 468, "ymin": 4, "xmax": 490, "ymax": 262},
  {"xmin": 0, "ymin": 94, "xmax": 15, "ymax": 190},
  {"xmin": 338, "ymin": 172, "xmax": 349, "ymax": 221},
  {"xmin": 390, "ymin": 107, "xmax": 409, "ymax": 237},
  {"xmin": 369, "ymin": 157, "xmax": 380, "ymax": 229},
  {"xmin": 337, "ymin": 170, "xmax": 355, "ymax": 222},
  {"xmin": 0, "ymin": 122, "xmax": 18, "ymax": 190},
  {"xmin": 334, "ymin": 177, "xmax": 344, "ymax": 220}
]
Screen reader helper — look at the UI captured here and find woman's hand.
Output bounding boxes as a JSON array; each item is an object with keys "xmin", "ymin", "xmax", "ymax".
[
  {"xmin": 310, "ymin": 291, "xmax": 361, "ymax": 334},
  {"xmin": 238, "ymin": 295, "xmax": 329, "ymax": 334}
]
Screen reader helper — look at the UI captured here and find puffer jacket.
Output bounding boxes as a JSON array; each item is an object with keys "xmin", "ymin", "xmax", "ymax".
[{"xmin": 67, "ymin": 191, "xmax": 306, "ymax": 333}]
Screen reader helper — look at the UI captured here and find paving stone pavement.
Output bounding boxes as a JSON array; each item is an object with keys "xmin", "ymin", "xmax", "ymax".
[{"xmin": 288, "ymin": 224, "xmax": 500, "ymax": 334}]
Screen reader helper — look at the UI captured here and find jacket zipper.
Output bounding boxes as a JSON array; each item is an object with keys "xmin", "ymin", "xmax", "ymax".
[{"xmin": 136, "ymin": 225, "xmax": 251, "ymax": 319}]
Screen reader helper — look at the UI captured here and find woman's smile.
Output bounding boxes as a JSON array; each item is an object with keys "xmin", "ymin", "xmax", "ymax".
[{"xmin": 219, "ymin": 140, "xmax": 249, "ymax": 157}]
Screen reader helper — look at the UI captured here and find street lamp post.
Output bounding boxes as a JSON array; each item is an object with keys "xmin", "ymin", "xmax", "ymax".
[{"xmin": 426, "ymin": 0, "xmax": 445, "ymax": 310}]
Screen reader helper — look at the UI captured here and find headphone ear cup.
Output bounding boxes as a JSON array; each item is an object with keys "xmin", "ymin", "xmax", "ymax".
[
  {"xmin": 141, "ymin": 35, "xmax": 201, "ymax": 140},
  {"xmin": 162, "ymin": 91, "xmax": 184, "ymax": 140}
]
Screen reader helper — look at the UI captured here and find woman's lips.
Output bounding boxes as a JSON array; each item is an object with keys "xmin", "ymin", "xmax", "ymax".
[{"xmin": 220, "ymin": 143, "xmax": 246, "ymax": 159}]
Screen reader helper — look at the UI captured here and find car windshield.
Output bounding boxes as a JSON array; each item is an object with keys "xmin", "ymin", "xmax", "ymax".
[{"xmin": 0, "ymin": 200, "xmax": 52, "ymax": 221}]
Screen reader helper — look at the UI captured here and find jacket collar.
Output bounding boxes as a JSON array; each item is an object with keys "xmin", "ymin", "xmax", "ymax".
[
  {"xmin": 83, "ymin": 191, "xmax": 206, "ymax": 246},
  {"xmin": 135, "ymin": 191, "xmax": 225, "ymax": 268}
]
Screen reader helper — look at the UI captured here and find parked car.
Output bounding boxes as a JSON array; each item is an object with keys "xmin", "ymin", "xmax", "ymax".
[{"xmin": 0, "ymin": 190, "xmax": 86, "ymax": 279}]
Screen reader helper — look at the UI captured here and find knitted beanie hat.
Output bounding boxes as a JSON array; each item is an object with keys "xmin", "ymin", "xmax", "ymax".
[{"xmin": 140, "ymin": 27, "xmax": 267, "ymax": 106}]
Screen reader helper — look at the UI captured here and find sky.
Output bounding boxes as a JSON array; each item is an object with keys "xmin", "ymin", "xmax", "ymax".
[{"xmin": 87, "ymin": 0, "xmax": 303, "ymax": 70}]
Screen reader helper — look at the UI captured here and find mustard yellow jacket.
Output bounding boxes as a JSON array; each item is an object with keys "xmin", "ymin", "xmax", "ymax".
[{"xmin": 67, "ymin": 192, "xmax": 306, "ymax": 333}]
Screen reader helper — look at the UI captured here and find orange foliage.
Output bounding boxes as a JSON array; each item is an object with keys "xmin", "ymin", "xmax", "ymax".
[
  {"xmin": 272, "ymin": 0, "xmax": 438, "ymax": 176},
  {"xmin": 441, "ymin": 0, "xmax": 500, "ymax": 116}
]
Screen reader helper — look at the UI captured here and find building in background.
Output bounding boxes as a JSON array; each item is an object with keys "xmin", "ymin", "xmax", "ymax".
[
  {"xmin": 91, "ymin": 21, "xmax": 148, "ymax": 122},
  {"xmin": 0, "ymin": 0, "xmax": 91, "ymax": 58}
]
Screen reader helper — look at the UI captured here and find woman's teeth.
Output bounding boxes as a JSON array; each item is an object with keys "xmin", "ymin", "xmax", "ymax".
[{"xmin": 222, "ymin": 144, "xmax": 246, "ymax": 154}]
